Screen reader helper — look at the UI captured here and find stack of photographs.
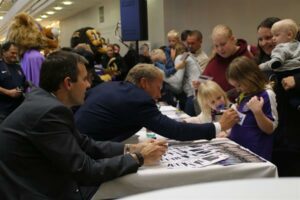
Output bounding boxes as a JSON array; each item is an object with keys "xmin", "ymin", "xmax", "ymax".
[{"xmin": 161, "ymin": 141, "xmax": 265, "ymax": 169}]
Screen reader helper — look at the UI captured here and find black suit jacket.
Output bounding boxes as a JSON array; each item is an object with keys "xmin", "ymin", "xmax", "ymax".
[
  {"xmin": 0, "ymin": 88, "xmax": 139, "ymax": 200},
  {"xmin": 75, "ymin": 81, "xmax": 215, "ymax": 141}
]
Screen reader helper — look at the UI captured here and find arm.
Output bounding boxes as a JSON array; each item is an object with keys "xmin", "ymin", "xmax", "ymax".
[
  {"xmin": 184, "ymin": 114, "xmax": 203, "ymax": 123},
  {"xmin": 0, "ymin": 86, "xmax": 22, "ymax": 98},
  {"xmin": 30, "ymin": 106, "xmax": 139, "ymax": 185},
  {"xmin": 164, "ymin": 57, "xmax": 185, "ymax": 93},
  {"xmin": 246, "ymin": 95, "xmax": 276, "ymax": 134},
  {"xmin": 259, "ymin": 44, "xmax": 287, "ymax": 70},
  {"xmin": 139, "ymin": 100, "xmax": 215, "ymax": 141},
  {"xmin": 163, "ymin": 60, "xmax": 187, "ymax": 77}
]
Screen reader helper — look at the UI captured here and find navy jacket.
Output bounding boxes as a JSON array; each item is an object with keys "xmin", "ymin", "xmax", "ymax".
[
  {"xmin": 75, "ymin": 81, "xmax": 215, "ymax": 142},
  {"xmin": 0, "ymin": 88, "xmax": 139, "ymax": 200},
  {"xmin": 0, "ymin": 60, "xmax": 26, "ymax": 116}
]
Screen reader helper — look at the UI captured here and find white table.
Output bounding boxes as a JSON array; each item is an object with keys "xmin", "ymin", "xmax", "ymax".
[
  {"xmin": 92, "ymin": 139, "xmax": 278, "ymax": 200},
  {"xmin": 121, "ymin": 178, "xmax": 300, "ymax": 200},
  {"xmin": 92, "ymin": 105, "xmax": 278, "ymax": 199}
]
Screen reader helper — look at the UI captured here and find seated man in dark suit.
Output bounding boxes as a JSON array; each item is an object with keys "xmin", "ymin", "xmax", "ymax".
[
  {"xmin": 0, "ymin": 51, "xmax": 167, "ymax": 200},
  {"xmin": 75, "ymin": 63, "xmax": 239, "ymax": 142}
]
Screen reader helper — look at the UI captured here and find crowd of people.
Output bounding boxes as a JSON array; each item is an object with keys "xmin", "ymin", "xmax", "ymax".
[{"xmin": 1, "ymin": 12, "xmax": 300, "ymax": 199}]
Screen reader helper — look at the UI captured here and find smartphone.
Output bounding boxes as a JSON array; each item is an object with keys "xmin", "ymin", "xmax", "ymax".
[{"xmin": 198, "ymin": 75, "xmax": 213, "ymax": 83}]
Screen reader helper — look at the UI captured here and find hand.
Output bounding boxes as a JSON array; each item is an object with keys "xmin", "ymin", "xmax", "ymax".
[
  {"xmin": 247, "ymin": 96, "xmax": 264, "ymax": 114},
  {"xmin": 129, "ymin": 140, "xmax": 155, "ymax": 153},
  {"xmin": 139, "ymin": 139, "xmax": 168, "ymax": 165},
  {"xmin": 217, "ymin": 131, "xmax": 229, "ymax": 138},
  {"xmin": 192, "ymin": 80, "xmax": 201, "ymax": 90},
  {"xmin": 130, "ymin": 139, "xmax": 167, "ymax": 153},
  {"xmin": 281, "ymin": 76, "xmax": 296, "ymax": 90},
  {"xmin": 7, "ymin": 88, "xmax": 22, "ymax": 98},
  {"xmin": 175, "ymin": 60, "xmax": 186, "ymax": 70},
  {"xmin": 219, "ymin": 108, "xmax": 239, "ymax": 131}
]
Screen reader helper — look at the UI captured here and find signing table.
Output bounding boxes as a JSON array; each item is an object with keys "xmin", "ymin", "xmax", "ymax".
[
  {"xmin": 121, "ymin": 178, "xmax": 300, "ymax": 200},
  {"xmin": 91, "ymin": 106, "xmax": 278, "ymax": 200}
]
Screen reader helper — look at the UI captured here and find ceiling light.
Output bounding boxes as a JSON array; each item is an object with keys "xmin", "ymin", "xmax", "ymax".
[
  {"xmin": 36, "ymin": 18, "xmax": 42, "ymax": 22},
  {"xmin": 46, "ymin": 11, "xmax": 55, "ymax": 15},
  {"xmin": 62, "ymin": 1, "xmax": 73, "ymax": 5},
  {"xmin": 41, "ymin": 15, "xmax": 48, "ymax": 19},
  {"xmin": 0, "ymin": 16, "xmax": 3, "ymax": 20},
  {"xmin": 54, "ymin": 6, "xmax": 63, "ymax": 10}
]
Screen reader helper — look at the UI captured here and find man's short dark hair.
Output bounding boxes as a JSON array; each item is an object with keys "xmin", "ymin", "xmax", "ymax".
[
  {"xmin": 1, "ymin": 41, "xmax": 17, "ymax": 52},
  {"xmin": 188, "ymin": 30, "xmax": 203, "ymax": 41},
  {"xmin": 181, "ymin": 30, "xmax": 192, "ymax": 41},
  {"xmin": 40, "ymin": 50, "xmax": 88, "ymax": 92}
]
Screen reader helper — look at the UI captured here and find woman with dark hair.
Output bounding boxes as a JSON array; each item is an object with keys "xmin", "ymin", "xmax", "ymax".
[
  {"xmin": 256, "ymin": 17, "xmax": 281, "ymax": 65},
  {"xmin": 256, "ymin": 17, "xmax": 300, "ymax": 176}
]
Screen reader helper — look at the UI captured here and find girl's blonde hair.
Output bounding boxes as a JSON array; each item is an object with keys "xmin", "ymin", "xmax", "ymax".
[
  {"xmin": 174, "ymin": 42, "xmax": 187, "ymax": 57},
  {"xmin": 167, "ymin": 29, "xmax": 180, "ymax": 39},
  {"xmin": 197, "ymin": 80, "xmax": 230, "ymax": 118},
  {"xmin": 226, "ymin": 56, "xmax": 268, "ymax": 94}
]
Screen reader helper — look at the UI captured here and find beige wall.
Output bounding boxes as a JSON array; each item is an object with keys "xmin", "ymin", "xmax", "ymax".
[
  {"xmin": 60, "ymin": 0, "xmax": 120, "ymax": 49},
  {"xmin": 59, "ymin": 0, "xmax": 300, "ymax": 56},
  {"xmin": 60, "ymin": 0, "xmax": 165, "ymax": 55}
]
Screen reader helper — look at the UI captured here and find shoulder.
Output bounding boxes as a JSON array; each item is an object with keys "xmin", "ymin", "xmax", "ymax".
[
  {"xmin": 0, "ymin": 60, "xmax": 6, "ymax": 69},
  {"xmin": 265, "ymin": 88, "xmax": 276, "ymax": 100},
  {"xmin": 26, "ymin": 88, "xmax": 68, "ymax": 112},
  {"xmin": 23, "ymin": 50, "xmax": 45, "ymax": 60}
]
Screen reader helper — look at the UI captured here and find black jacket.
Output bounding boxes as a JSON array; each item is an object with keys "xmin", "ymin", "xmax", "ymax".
[{"xmin": 0, "ymin": 88, "xmax": 139, "ymax": 200}]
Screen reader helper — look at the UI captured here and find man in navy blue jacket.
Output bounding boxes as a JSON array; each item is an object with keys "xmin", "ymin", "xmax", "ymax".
[{"xmin": 75, "ymin": 64, "xmax": 239, "ymax": 142}]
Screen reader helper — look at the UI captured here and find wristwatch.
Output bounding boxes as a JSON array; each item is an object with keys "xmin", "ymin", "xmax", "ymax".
[{"xmin": 132, "ymin": 152, "xmax": 144, "ymax": 167}]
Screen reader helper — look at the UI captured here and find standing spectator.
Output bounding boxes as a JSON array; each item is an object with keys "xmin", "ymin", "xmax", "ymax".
[
  {"xmin": 160, "ymin": 30, "xmax": 181, "ymax": 76},
  {"xmin": 113, "ymin": 43, "xmax": 121, "ymax": 56},
  {"xmin": 139, "ymin": 43, "xmax": 152, "ymax": 63},
  {"xmin": 165, "ymin": 43, "xmax": 200, "ymax": 116},
  {"xmin": 181, "ymin": 29, "xmax": 192, "ymax": 48},
  {"xmin": 101, "ymin": 44, "xmax": 128, "ymax": 81},
  {"xmin": 259, "ymin": 19, "xmax": 300, "ymax": 72},
  {"xmin": 203, "ymin": 24, "xmax": 255, "ymax": 100},
  {"xmin": 256, "ymin": 17, "xmax": 281, "ymax": 79},
  {"xmin": 0, "ymin": 41, "xmax": 27, "ymax": 123},
  {"xmin": 227, "ymin": 56, "xmax": 278, "ymax": 161},
  {"xmin": 184, "ymin": 80, "xmax": 231, "ymax": 138},
  {"xmin": 186, "ymin": 30, "xmax": 209, "ymax": 73}
]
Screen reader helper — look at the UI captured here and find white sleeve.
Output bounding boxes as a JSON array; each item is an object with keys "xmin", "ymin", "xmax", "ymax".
[
  {"xmin": 164, "ymin": 55, "xmax": 185, "ymax": 93},
  {"xmin": 266, "ymin": 89, "xmax": 278, "ymax": 130}
]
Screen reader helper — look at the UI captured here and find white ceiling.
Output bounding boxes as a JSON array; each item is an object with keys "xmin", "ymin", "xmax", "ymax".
[
  {"xmin": 0, "ymin": 0, "xmax": 103, "ymax": 39},
  {"xmin": 33, "ymin": 0, "xmax": 102, "ymax": 22}
]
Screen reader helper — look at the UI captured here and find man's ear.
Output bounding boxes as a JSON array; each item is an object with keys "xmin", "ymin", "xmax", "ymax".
[
  {"xmin": 138, "ymin": 77, "xmax": 148, "ymax": 89},
  {"xmin": 63, "ymin": 77, "xmax": 72, "ymax": 90}
]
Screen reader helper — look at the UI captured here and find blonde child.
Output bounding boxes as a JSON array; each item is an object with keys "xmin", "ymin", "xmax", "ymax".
[
  {"xmin": 227, "ymin": 56, "xmax": 278, "ymax": 160},
  {"xmin": 150, "ymin": 48, "xmax": 186, "ymax": 77},
  {"xmin": 259, "ymin": 19, "xmax": 300, "ymax": 72},
  {"xmin": 185, "ymin": 80, "xmax": 231, "ymax": 137}
]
